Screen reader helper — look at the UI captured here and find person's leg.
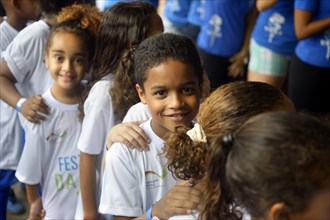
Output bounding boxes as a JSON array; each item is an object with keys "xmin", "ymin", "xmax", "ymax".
[
  {"xmin": 0, "ymin": 187, "xmax": 10, "ymax": 220},
  {"xmin": 198, "ymin": 48, "xmax": 230, "ymax": 90},
  {"xmin": 288, "ymin": 54, "xmax": 330, "ymax": 114},
  {"xmin": 248, "ymin": 39, "xmax": 288, "ymax": 88}
]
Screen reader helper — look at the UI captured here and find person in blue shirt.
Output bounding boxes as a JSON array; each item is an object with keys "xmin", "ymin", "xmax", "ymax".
[
  {"xmin": 162, "ymin": 0, "xmax": 202, "ymax": 41},
  {"xmin": 289, "ymin": 0, "xmax": 330, "ymax": 114},
  {"xmin": 196, "ymin": 0, "xmax": 258, "ymax": 90},
  {"xmin": 247, "ymin": 0, "xmax": 297, "ymax": 89},
  {"xmin": 96, "ymin": 0, "xmax": 158, "ymax": 12}
]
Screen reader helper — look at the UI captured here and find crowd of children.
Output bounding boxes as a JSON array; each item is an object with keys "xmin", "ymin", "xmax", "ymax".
[{"xmin": 0, "ymin": 0, "xmax": 329, "ymax": 220}]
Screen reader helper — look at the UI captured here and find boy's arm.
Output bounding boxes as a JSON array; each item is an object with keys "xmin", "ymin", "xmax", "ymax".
[
  {"xmin": 80, "ymin": 152, "xmax": 101, "ymax": 220},
  {"xmin": 26, "ymin": 184, "xmax": 45, "ymax": 220}
]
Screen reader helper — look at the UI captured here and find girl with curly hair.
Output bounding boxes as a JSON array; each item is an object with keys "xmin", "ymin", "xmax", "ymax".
[
  {"xmin": 15, "ymin": 4, "xmax": 102, "ymax": 220},
  {"xmin": 164, "ymin": 81, "xmax": 295, "ymax": 219},
  {"xmin": 77, "ymin": 2, "xmax": 164, "ymax": 219},
  {"xmin": 207, "ymin": 112, "xmax": 330, "ymax": 220}
]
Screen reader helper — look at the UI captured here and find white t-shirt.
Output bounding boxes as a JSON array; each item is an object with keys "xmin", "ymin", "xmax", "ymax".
[
  {"xmin": 75, "ymin": 74, "xmax": 116, "ymax": 219},
  {"xmin": 16, "ymin": 88, "xmax": 81, "ymax": 220},
  {"xmin": 0, "ymin": 20, "xmax": 18, "ymax": 59},
  {"xmin": 0, "ymin": 20, "xmax": 23, "ymax": 170},
  {"xmin": 4, "ymin": 19, "xmax": 53, "ymax": 98},
  {"xmin": 99, "ymin": 119, "xmax": 177, "ymax": 217},
  {"xmin": 123, "ymin": 102, "xmax": 151, "ymax": 122}
]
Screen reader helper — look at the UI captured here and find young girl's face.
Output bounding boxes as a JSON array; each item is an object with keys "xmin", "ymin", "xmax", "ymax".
[
  {"xmin": 45, "ymin": 32, "xmax": 90, "ymax": 93},
  {"xmin": 136, "ymin": 59, "xmax": 201, "ymax": 138}
]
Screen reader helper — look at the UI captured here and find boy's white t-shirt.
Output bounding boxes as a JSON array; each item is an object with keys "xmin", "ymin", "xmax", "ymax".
[
  {"xmin": 0, "ymin": 19, "xmax": 22, "ymax": 170},
  {"xmin": 99, "ymin": 119, "xmax": 177, "ymax": 217},
  {"xmin": 15, "ymin": 88, "xmax": 81, "ymax": 220},
  {"xmin": 75, "ymin": 74, "xmax": 116, "ymax": 219},
  {"xmin": 4, "ymin": 19, "xmax": 53, "ymax": 98}
]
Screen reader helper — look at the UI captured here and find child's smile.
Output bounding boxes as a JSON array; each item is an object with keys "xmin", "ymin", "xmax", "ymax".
[{"xmin": 136, "ymin": 59, "xmax": 201, "ymax": 139}]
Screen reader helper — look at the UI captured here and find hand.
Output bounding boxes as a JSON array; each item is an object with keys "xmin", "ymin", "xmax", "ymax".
[
  {"xmin": 28, "ymin": 197, "xmax": 45, "ymax": 220},
  {"xmin": 228, "ymin": 51, "xmax": 248, "ymax": 78},
  {"xmin": 106, "ymin": 121, "xmax": 150, "ymax": 151},
  {"xmin": 152, "ymin": 180, "xmax": 204, "ymax": 219},
  {"xmin": 21, "ymin": 95, "xmax": 49, "ymax": 123}
]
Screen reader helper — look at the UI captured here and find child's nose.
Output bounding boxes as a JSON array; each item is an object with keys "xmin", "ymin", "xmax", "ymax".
[
  {"xmin": 169, "ymin": 94, "xmax": 183, "ymax": 108},
  {"xmin": 62, "ymin": 60, "xmax": 73, "ymax": 72}
]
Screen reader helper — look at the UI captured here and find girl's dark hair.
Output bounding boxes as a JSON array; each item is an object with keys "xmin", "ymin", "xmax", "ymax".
[
  {"xmin": 134, "ymin": 33, "xmax": 204, "ymax": 90},
  {"xmin": 40, "ymin": 0, "xmax": 85, "ymax": 14},
  {"xmin": 45, "ymin": 4, "xmax": 102, "ymax": 62},
  {"xmin": 163, "ymin": 81, "xmax": 296, "ymax": 219},
  {"xmin": 210, "ymin": 112, "xmax": 330, "ymax": 218},
  {"xmin": 79, "ymin": 1, "xmax": 161, "ymax": 120}
]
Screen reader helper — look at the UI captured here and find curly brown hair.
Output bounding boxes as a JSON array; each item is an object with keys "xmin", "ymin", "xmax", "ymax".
[
  {"xmin": 163, "ymin": 81, "xmax": 295, "ymax": 219},
  {"xmin": 45, "ymin": 4, "xmax": 102, "ymax": 61}
]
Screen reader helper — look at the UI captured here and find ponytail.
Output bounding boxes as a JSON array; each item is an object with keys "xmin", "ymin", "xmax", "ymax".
[{"xmin": 199, "ymin": 135, "xmax": 241, "ymax": 220}]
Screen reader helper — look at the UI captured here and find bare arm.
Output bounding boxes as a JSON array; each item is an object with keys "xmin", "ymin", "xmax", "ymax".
[
  {"xmin": 294, "ymin": 9, "xmax": 330, "ymax": 40},
  {"xmin": 256, "ymin": 0, "xmax": 277, "ymax": 12},
  {"xmin": 26, "ymin": 184, "xmax": 45, "ymax": 220},
  {"xmin": 106, "ymin": 121, "xmax": 150, "ymax": 151},
  {"xmin": 0, "ymin": 59, "xmax": 49, "ymax": 123},
  {"xmin": 79, "ymin": 152, "xmax": 101, "ymax": 220},
  {"xmin": 228, "ymin": 7, "xmax": 258, "ymax": 77},
  {"xmin": 113, "ymin": 180, "xmax": 203, "ymax": 220}
]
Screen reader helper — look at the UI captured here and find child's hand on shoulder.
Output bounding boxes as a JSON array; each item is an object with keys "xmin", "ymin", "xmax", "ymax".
[
  {"xmin": 21, "ymin": 95, "xmax": 49, "ymax": 123},
  {"xmin": 106, "ymin": 121, "xmax": 150, "ymax": 151},
  {"xmin": 151, "ymin": 180, "xmax": 204, "ymax": 219},
  {"xmin": 28, "ymin": 197, "xmax": 45, "ymax": 220}
]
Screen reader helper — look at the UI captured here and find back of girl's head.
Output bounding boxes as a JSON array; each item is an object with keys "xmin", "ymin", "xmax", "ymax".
[
  {"xmin": 45, "ymin": 4, "xmax": 102, "ymax": 62},
  {"xmin": 208, "ymin": 112, "xmax": 330, "ymax": 219},
  {"xmin": 134, "ymin": 33, "xmax": 204, "ymax": 90},
  {"xmin": 84, "ymin": 1, "xmax": 162, "ymax": 121},
  {"xmin": 40, "ymin": 0, "xmax": 85, "ymax": 14},
  {"xmin": 165, "ymin": 81, "xmax": 294, "ymax": 180},
  {"xmin": 164, "ymin": 81, "xmax": 295, "ymax": 219}
]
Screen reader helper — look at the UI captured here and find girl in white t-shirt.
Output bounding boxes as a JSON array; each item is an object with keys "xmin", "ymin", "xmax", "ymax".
[
  {"xmin": 0, "ymin": 0, "xmax": 85, "ymax": 124},
  {"xmin": 15, "ymin": 5, "xmax": 102, "ymax": 220},
  {"xmin": 207, "ymin": 112, "xmax": 330, "ymax": 220},
  {"xmin": 164, "ymin": 81, "xmax": 295, "ymax": 219},
  {"xmin": 76, "ymin": 2, "xmax": 164, "ymax": 220}
]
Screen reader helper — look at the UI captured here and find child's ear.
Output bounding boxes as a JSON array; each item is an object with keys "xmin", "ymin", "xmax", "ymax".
[
  {"xmin": 267, "ymin": 202, "xmax": 291, "ymax": 220},
  {"xmin": 135, "ymin": 84, "xmax": 147, "ymax": 104},
  {"xmin": 44, "ymin": 53, "xmax": 49, "ymax": 69},
  {"xmin": 12, "ymin": 0, "xmax": 21, "ymax": 10}
]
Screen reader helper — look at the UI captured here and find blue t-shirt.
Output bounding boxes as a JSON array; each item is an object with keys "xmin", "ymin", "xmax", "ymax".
[
  {"xmin": 295, "ymin": 0, "xmax": 330, "ymax": 67},
  {"xmin": 252, "ymin": 0, "xmax": 297, "ymax": 56},
  {"xmin": 187, "ymin": 0, "xmax": 205, "ymax": 27},
  {"xmin": 98, "ymin": 0, "xmax": 158, "ymax": 11},
  {"xmin": 197, "ymin": 0, "xmax": 255, "ymax": 57},
  {"xmin": 164, "ymin": 0, "xmax": 192, "ymax": 26}
]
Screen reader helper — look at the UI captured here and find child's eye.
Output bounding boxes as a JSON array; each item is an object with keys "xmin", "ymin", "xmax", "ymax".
[
  {"xmin": 154, "ymin": 90, "xmax": 167, "ymax": 97},
  {"xmin": 54, "ymin": 56, "xmax": 64, "ymax": 62},
  {"xmin": 74, "ymin": 57, "xmax": 85, "ymax": 65},
  {"xmin": 181, "ymin": 87, "xmax": 195, "ymax": 95}
]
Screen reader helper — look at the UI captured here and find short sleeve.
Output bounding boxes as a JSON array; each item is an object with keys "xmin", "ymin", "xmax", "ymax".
[{"xmin": 99, "ymin": 143, "xmax": 143, "ymax": 217}]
